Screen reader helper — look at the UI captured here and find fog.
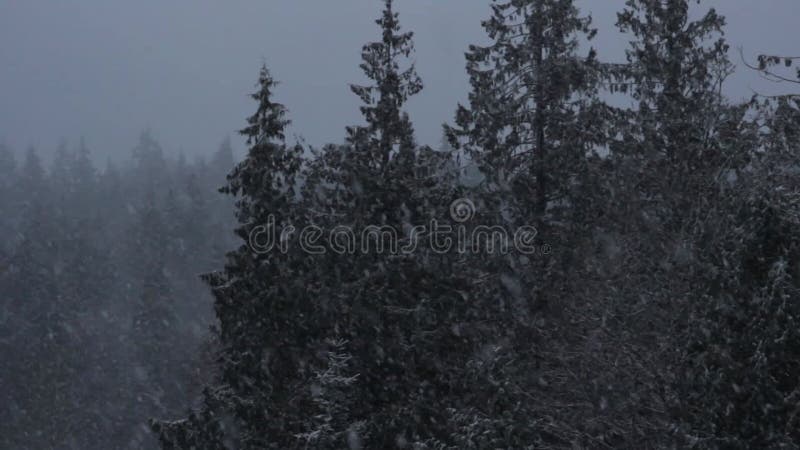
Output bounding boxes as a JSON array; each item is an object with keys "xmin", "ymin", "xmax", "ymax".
[
  {"xmin": 1, "ymin": 1, "xmax": 799, "ymax": 448},
  {"xmin": 1, "ymin": 1, "xmax": 797, "ymax": 160}
]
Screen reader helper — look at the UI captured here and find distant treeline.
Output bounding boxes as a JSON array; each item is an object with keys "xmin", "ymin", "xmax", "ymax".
[{"xmin": 0, "ymin": 133, "xmax": 236, "ymax": 449}]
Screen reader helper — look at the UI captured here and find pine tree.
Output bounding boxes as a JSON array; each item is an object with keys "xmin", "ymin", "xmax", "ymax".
[
  {"xmin": 670, "ymin": 80, "xmax": 800, "ymax": 448},
  {"xmin": 211, "ymin": 136, "xmax": 235, "ymax": 184},
  {"xmin": 49, "ymin": 138, "xmax": 99, "ymax": 222},
  {"xmin": 339, "ymin": 0, "xmax": 427, "ymax": 229},
  {"xmin": 295, "ymin": 4, "xmax": 522, "ymax": 446},
  {"xmin": 208, "ymin": 137, "xmax": 238, "ymax": 256},
  {"xmin": 153, "ymin": 64, "xmax": 309, "ymax": 449},
  {"xmin": 132, "ymin": 129, "xmax": 168, "ymax": 193},
  {"xmin": 677, "ymin": 105, "xmax": 800, "ymax": 447},
  {"xmin": 448, "ymin": 0, "xmax": 602, "ymax": 221},
  {"xmin": 49, "ymin": 139, "xmax": 72, "ymax": 194},
  {"xmin": 0, "ymin": 142, "xmax": 17, "ymax": 253},
  {"xmin": 614, "ymin": 0, "xmax": 732, "ymax": 227},
  {"xmin": 444, "ymin": 3, "xmax": 609, "ymax": 354},
  {"xmin": 0, "ymin": 145, "xmax": 87, "ymax": 449},
  {"xmin": 71, "ymin": 137, "xmax": 98, "ymax": 217},
  {"xmin": 126, "ymin": 195, "xmax": 197, "ymax": 448},
  {"xmin": 604, "ymin": 2, "xmax": 797, "ymax": 446},
  {"xmin": 19, "ymin": 146, "xmax": 47, "ymax": 203},
  {"xmin": 347, "ymin": 0, "xmax": 422, "ymax": 173}
]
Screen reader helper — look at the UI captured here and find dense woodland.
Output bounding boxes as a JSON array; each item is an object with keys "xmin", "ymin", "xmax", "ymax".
[
  {"xmin": 2, "ymin": 0, "xmax": 800, "ymax": 448},
  {"xmin": 0, "ymin": 132, "xmax": 236, "ymax": 448}
]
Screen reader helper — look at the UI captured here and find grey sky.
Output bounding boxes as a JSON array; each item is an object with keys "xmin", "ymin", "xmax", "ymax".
[{"xmin": 1, "ymin": 0, "xmax": 797, "ymax": 163}]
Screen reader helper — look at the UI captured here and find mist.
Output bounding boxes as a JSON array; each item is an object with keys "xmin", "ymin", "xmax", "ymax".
[
  {"xmin": 1, "ymin": 1, "xmax": 799, "ymax": 448},
  {"xmin": 1, "ymin": 0, "xmax": 797, "ymax": 159}
]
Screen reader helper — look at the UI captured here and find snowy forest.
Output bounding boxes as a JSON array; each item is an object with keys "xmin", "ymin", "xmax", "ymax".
[{"xmin": 1, "ymin": 0, "xmax": 800, "ymax": 448}]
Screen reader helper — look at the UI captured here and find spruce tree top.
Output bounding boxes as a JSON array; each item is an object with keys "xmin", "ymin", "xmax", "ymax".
[
  {"xmin": 347, "ymin": 0, "xmax": 423, "ymax": 165},
  {"xmin": 449, "ymin": 0, "xmax": 598, "ymax": 188},
  {"xmin": 223, "ymin": 64, "xmax": 302, "ymax": 229},
  {"xmin": 240, "ymin": 64, "xmax": 290, "ymax": 146},
  {"xmin": 616, "ymin": 0, "xmax": 729, "ymax": 106}
]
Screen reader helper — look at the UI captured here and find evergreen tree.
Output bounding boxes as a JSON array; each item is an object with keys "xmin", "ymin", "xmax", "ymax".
[
  {"xmin": 153, "ymin": 64, "xmax": 308, "ymax": 449},
  {"xmin": 347, "ymin": 0, "xmax": 423, "ymax": 173},
  {"xmin": 49, "ymin": 138, "xmax": 99, "ymax": 222},
  {"xmin": 132, "ymin": 129, "xmax": 168, "ymax": 194},
  {"xmin": 19, "ymin": 146, "xmax": 47, "ymax": 204},
  {"xmin": 0, "ymin": 137, "xmax": 235, "ymax": 448},
  {"xmin": 126, "ymin": 195, "xmax": 196, "ymax": 448},
  {"xmin": 207, "ymin": 137, "xmax": 238, "ymax": 258},
  {"xmin": 0, "ymin": 145, "xmax": 85, "ymax": 449},
  {"xmin": 614, "ymin": 0, "xmax": 733, "ymax": 226},
  {"xmin": 603, "ymin": 1, "xmax": 790, "ymax": 446},
  {"xmin": 49, "ymin": 139, "xmax": 72, "ymax": 194},
  {"xmin": 71, "ymin": 137, "xmax": 98, "ymax": 214},
  {"xmin": 675, "ymin": 93, "xmax": 800, "ymax": 448},
  {"xmin": 296, "ymin": 4, "xmax": 524, "ymax": 446},
  {"xmin": 340, "ymin": 0, "xmax": 427, "ymax": 229},
  {"xmin": 445, "ymin": 3, "xmax": 608, "ymax": 355},
  {"xmin": 0, "ymin": 142, "xmax": 18, "ymax": 253},
  {"xmin": 448, "ymin": 0, "xmax": 603, "ymax": 221},
  {"xmin": 211, "ymin": 136, "xmax": 235, "ymax": 185}
]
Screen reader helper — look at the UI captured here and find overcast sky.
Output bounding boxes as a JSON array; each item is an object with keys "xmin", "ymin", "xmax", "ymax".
[{"xmin": 1, "ymin": 0, "xmax": 797, "ymax": 163}]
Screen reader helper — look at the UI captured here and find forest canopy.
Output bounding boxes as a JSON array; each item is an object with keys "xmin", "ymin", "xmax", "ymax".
[{"xmin": 1, "ymin": 0, "xmax": 799, "ymax": 449}]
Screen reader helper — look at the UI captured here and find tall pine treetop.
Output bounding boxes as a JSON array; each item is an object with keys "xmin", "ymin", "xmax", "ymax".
[
  {"xmin": 613, "ymin": 0, "xmax": 732, "ymax": 195},
  {"xmin": 617, "ymin": 0, "xmax": 729, "ymax": 107},
  {"xmin": 449, "ymin": 0, "xmax": 600, "ymax": 217},
  {"xmin": 223, "ymin": 63, "xmax": 302, "ymax": 240},
  {"xmin": 347, "ymin": 0, "xmax": 423, "ymax": 165},
  {"xmin": 240, "ymin": 64, "xmax": 290, "ymax": 146}
]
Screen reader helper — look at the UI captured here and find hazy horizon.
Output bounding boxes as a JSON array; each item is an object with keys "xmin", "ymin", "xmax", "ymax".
[{"xmin": 1, "ymin": 0, "xmax": 797, "ymax": 163}]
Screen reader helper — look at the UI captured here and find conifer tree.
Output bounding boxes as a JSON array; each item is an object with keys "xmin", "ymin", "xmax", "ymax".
[
  {"xmin": 340, "ymin": 0, "xmax": 427, "ymax": 228},
  {"xmin": 614, "ymin": 0, "xmax": 733, "ymax": 226},
  {"xmin": 604, "ymin": 2, "xmax": 796, "ymax": 446},
  {"xmin": 448, "ymin": 0, "xmax": 602, "ymax": 221},
  {"xmin": 0, "ymin": 143, "xmax": 17, "ymax": 252},
  {"xmin": 0, "ymin": 146, "xmax": 83, "ymax": 449},
  {"xmin": 445, "ymin": 2, "xmax": 608, "ymax": 344},
  {"xmin": 347, "ymin": 0, "xmax": 422, "ymax": 172},
  {"xmin": 49, "ymin": 140, "xmax": 72, "ymax": 197},
  {"xmin": 132, "ymin": 129, "xmax": 168, "ymax": 193},
  {"xmin": 71, "ymin": 137, "xmax": 98, "ymax": 217},
  {"xmin": 208, "ymin": 137, "xmax": 238, "ymax": 256},
  {"xmin": 675, "ymin": 100, "xmax": 800, "ymax": 447},
  {"xmin": 211, "ymin": 136, "xmax": 235, "ymax": 183},
  {"xmin": 297, "ymin": 4, "xmax": 521, "ymax": 446},
  {"xmin": 20, "ymin": 146, "xmax": 47, "ymax": 203},
  {"xmin": 153, "ymin": 64, "xmax": 309, "ymax": 449}
]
